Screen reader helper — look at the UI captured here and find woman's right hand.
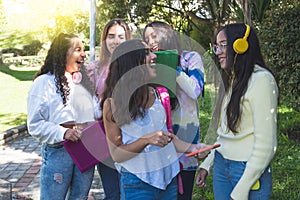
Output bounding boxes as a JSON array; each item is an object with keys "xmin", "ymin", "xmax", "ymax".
[
  {"xmin": 195, "ymin": 168, "xmax": 208, "ymax": 188},
  {"xmin": 143, "ymin": 130, "xmax": 174, "ymax": 147},
  {"xmin": 64, "ymin": 128, "xmax": 82, "ymax": 142}
]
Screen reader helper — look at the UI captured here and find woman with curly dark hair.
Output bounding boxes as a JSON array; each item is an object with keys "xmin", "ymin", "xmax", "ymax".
[{"xmin": 27, "ymin": 33, "xmax": 95, "ymax": 199}]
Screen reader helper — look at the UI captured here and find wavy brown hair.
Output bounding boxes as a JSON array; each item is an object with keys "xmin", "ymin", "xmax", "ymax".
[
  {"xmin": 98, "ymin": 18, "xmax": 132, "ymax": 67},
  {"xmin": 100, "ymin": 39, "xmax": 150, "ymax": 126}
]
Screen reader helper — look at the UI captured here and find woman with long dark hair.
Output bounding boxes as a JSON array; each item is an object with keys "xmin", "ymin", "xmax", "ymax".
[
  {"xmin": 101, "ymin": 39, "xmax": 208, "ymax": 200},
  {"xmin": 196, "ymin": 23, "xmax": 278, "ymax": 200}
]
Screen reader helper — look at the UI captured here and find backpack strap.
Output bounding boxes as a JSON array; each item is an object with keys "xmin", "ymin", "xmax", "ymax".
[
  {"xmin": 156, "ymin": 86, "xmax": 184, "ymax": 195},
  {"xmin": 156, "ymin": 86, "xmax": 173, "ymax": 133}
]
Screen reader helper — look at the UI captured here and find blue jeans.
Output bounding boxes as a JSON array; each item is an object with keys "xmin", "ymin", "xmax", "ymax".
[
  {"xmin": 213, "ymin": 151, "xmax": 272, "ymax": 200},
  {"xmin": 97, "ymin": 158, "xmax": 120, "ymax": 200},
  {"xmin": 120, "ymin": 170, "xmax": 178, "ymax": 200},
  {"xmin": 40, "ymin": 143, "xmax": 94, "ymax": 200}
]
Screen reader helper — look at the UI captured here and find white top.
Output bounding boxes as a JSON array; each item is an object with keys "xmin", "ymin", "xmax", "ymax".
[
  {"xmin": 27, "ymin": 72, "xmax": 94, "ymax": 144},
  {"xmin": 116, "ymin": 91, "xmax": 180, "ymax": 190}
]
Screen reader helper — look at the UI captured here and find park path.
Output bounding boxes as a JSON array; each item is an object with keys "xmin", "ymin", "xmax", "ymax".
[{"xmin": 0, "ymin": 134, "xmax": 105, "ymax": 200}]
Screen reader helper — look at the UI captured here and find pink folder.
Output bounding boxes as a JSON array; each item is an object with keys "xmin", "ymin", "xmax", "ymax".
[{"xmin": 62, "ymin": 120, "xmax": 110, "ymax": 173}]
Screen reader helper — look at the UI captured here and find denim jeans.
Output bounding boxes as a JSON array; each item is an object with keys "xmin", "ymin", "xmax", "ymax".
[
  {"xmin": 213, "ymin": 151, "xmax": 272, "ymax": 200},
  {"xmin": 120, "ymin": 170, "xmax": 178, "ymax": 200},
  {"xmin": 97, "ymin": 158, "xmax": 120, "ymax": 200},
  {"xmin": 40, "ymin": 143, "xmax": 94, "ymax": 200}
]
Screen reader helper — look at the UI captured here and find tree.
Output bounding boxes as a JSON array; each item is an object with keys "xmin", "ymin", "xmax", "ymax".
[
  {"xmin": 236, "ymin": 0, "xmax": 252, "ymax": 24},
  {"xmin": 95, "ymin": 0, "xmax": 237, "ymax": 48}
]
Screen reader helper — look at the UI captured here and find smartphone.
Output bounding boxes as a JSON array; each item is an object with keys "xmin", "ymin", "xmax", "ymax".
[{"xmin": 185, "ymin": 144, "xmax": 221, "ymax": 157}]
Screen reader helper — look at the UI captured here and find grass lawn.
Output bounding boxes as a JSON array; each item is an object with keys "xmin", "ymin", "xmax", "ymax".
[
  {"xmin": 0, "ymin": 63, "xmax": 299, "ymax": 199},
  {"xmin": 0, "ymin": 64, "xmax": 37, "ymax": 132}
]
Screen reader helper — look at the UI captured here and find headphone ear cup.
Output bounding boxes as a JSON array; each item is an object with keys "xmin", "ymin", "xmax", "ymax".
[{"xmin": 233, "ymin": 38, "xmax": 249, "ymax": 54}]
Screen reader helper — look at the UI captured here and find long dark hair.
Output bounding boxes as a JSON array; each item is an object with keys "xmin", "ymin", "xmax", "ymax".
[
  {"xmin": 215, "ymin": 23, "xmax": 272, "ymax": 133},
  {"xmin": 100, "ymin": 39, "xmax": 150, "ymax": 126}
]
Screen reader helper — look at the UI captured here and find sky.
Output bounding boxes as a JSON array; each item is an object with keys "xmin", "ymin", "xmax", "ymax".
[{"xmin": 2, "ymin": 0, "xmax": 89, "ymax": 32}]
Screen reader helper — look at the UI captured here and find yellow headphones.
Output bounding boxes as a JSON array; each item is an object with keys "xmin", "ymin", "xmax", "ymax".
[{"xmin": 233, "ymin": 24, "xmax": 250, "ymax": 54}]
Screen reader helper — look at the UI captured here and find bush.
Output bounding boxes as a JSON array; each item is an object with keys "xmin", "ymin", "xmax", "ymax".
[
  {"xmin": 23, "ymin": 40, "xmax": 42, "ymax": 56},
  {"xmin": 259, "ymin": 0, "xmax": 300, "ymax": 111},
  {"xmin": 1, "ymin": 47, "xmax": 23, "ymax": 56}
]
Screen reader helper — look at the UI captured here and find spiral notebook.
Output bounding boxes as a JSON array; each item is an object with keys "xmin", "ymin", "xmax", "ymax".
[{"xmin": 62, "ymin": 120, "xmax": 110, "ymax": 173}]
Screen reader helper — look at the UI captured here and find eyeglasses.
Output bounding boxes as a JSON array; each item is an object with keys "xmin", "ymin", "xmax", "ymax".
[{"xmin": 212, "ymin": 43, "xmax": 227, "ymax": 54}]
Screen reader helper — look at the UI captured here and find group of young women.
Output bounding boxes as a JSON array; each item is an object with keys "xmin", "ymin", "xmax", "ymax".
[{"xmin": 27, "ymin": 18, "xmax": 278, "ymax": 200}]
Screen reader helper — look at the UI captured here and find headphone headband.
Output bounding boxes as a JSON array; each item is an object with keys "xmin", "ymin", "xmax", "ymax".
[{"xmin": 243, "ymin": 24, "xmax": 250, "ymax": 39}]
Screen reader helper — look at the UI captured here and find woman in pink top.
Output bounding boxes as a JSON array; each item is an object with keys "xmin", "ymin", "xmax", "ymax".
[
  {"xmin": 85, "ymin": 18, "xmax": 132, "ymax": 200},
  {"xmin": 87, "ymin": 19, "xmax": 132, "ymax": 102}
]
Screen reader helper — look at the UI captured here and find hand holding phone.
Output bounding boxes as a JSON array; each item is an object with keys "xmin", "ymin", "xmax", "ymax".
[{"xmin": 186, "ymin": 144, "xmax": 221, "ymax": 157}]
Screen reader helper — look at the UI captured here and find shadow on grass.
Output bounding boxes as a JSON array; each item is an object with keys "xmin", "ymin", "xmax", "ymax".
[
  {"xmin": 0, "ymin": 64, "xmax": 38, "ymax": 81},
  {"xmin": 0, "ymin": 113, "xmax": 27, "ymax": 132}
]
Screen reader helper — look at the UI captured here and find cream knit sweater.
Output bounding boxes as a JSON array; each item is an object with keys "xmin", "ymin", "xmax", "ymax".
[{"xmin": 200, "ymin": 65, "xmax": 278, "ymax": 200}]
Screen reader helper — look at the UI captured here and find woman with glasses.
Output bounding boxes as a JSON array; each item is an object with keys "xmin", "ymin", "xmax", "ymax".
[{"xmin": 196, "ymin": 23, "xmax": 278, "ymax": 200}]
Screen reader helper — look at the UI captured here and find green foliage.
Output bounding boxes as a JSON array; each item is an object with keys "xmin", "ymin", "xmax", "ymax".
[
  {"xmin": 228, "ymin": 0, "xmax": 244, "ymax": 22},
  {"xmin": 190, "ymin": 23, "xmax": 213, "ymax": 50},
  {"xmin": 259, "ymin": 0, "xmax": 300, "ymax": 111},
  {"xmin": 0, "ymin": 31, "xmax": 44, "ymax": 57},
  {"xmin": 252, "ymin": 0, "xmax": 271, "ymax": 22},
  {"xmin": 95, "ymin": 0, "xmax": 137, "ymax": 44},
  {"xmin": 46, "ymin": 12, "xmax": 90, "ymax": 42},
  {"xmin": 23, "ymin": 40, "xmax": 42, "ymax": 56},
  {"xmin": 97, "ymin": 0, "xmax": 129, "ymax": 21}
]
